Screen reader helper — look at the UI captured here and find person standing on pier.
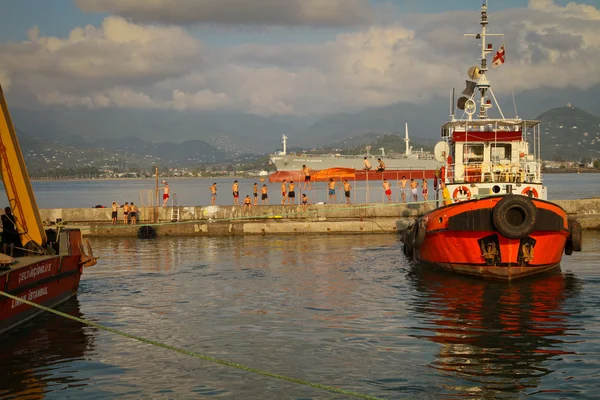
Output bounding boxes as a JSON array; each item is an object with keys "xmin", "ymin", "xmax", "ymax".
[
  {"xmin": 343, "ymin": 179, "xmax": 352, "ymax": 204},
  {"xmin": 302, "ymin": 165, "xmax": 312, "ymax": 190},
  {"xmin": 130, "ymin": 202, "xmax": 138, "ymax": 224},
  {"xmin": 288, "ymin": 181, "xmax": 296, "ymax": 204},
  {"xmin": 162, "ymin": 182, "xmax": 170, "ymax": 207},
  {"xmin": 422, "ymin": 179, "xmax": 429, "ymax": 203},
  {"xmin": 410, "ymin": 179, "xmax": 419, "ymax": 202},
  {"xmin": 210, "ymin": 183, "xmax": 217, "ymax": 206},
  {"xmin": 253, "ymin": 183, "xmax": 259, "ymax": 205},
  {"xmin": 281, "ymin": 180, "xmax": 287, "ymax": 204},
  {"xmin": 232, "ymin": 180, "xmax": 240, "ymax": 205},
  {"xmin": 328, "ymin": 178, "xmax": 339, "ymax": 204},
  {"xmin": 383, "ymin": 179, "xmax": 392, "ymax": 202},
  {"xmin": 398, "ymin": 176, "xmax": 408, "ymax": 203},
  {"xmin": 261, "ymin": 184, "xmax": 269, "ymax": 205},
  {"xmin": 111, "ymin": 201, "xmax": 118, "ymax": 224},
  {"xmin": 123, "ymin": 202, "xmax": 130, "ymax": 224}
]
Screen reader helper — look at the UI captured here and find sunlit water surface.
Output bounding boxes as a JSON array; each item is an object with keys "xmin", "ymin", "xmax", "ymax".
[{"xmin": 1, "ymin": 232, "xmax": 599, "ymax": 399}]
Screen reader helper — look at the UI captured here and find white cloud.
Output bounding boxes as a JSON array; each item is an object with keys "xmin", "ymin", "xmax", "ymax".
[
  {"xmin": 1, "ymin": 1, "xmax": 599, "ymax": 116},
  {"xmin": 74, "ymin": 0, "xmax": 376, "ymax": 27}
]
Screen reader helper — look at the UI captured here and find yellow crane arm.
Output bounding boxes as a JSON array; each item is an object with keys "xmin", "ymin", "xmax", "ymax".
[{"xmin": 0, "ymin": 85, "xmax": 47, "ymax": 248}]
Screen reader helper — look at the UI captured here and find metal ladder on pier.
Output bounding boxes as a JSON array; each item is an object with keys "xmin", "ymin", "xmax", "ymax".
[{"xmin": 170, "ymin": 193, "xmax": 179, "ymax": 222}]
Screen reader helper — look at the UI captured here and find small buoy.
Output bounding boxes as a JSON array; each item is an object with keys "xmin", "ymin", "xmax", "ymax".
[
  {"xmin": 260, "ymin": 177, "xmax": 265, "ymax": 182},
  {"xmin": 138, "ymin": 225, "xmax": 157, "ymax": 239}
]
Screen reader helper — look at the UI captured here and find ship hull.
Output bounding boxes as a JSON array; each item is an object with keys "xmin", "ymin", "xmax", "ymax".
[
  {"xmin": 0, "ymin": 229, "xmax": 92, "ymax": 334},
  {"xmin": 403, "ymin": 195, "xmax": 571, "ymax": 281},
  {"xmin": 269, "ymin": 168, "xmax": 438, "ymax": 182},
  {"xmin": 270, "ymin": 154, "xmax": 441, "ymax": 171}
]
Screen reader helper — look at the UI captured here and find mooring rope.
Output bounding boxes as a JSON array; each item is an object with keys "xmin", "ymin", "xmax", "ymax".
[{"xmin": 0, "ymin": 290, "xmax": 384, "ymax": 400}]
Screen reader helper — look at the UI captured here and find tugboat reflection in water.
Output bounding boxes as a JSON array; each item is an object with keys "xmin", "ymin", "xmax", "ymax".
[{"xmin": 408, "ymin": 267, "xmax": 582, "ymax": 397}]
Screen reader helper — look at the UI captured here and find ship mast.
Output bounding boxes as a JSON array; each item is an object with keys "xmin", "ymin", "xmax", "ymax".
[
  {"xmin": 463, "ymin": 1, "xmax": 505, "ymax": 120},
  {"xmin": 280, "ymin": 134, "xmax": 287, "ymax": 155},
  {"xmin": 404, "ymin": 123, "xmax": 412, "ymax": 156}
]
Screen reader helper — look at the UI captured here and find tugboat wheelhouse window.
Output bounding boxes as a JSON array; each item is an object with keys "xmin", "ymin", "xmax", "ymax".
[
  {"xmin": 491, "ymin": 143, "xmax": 511, "ymax": 162},
  {"xmin": 464, "ymin": 144, "xmax": 484, "ymax": 163}
]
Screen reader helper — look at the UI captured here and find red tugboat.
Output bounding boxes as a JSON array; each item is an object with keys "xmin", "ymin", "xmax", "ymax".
[
  {"xmin": 403, "ymin": 1, "xmax": 582, "ymax": 280},
  {"xmin": 0, "ymin": 84, "xmax": 97, "ymax": 334}
]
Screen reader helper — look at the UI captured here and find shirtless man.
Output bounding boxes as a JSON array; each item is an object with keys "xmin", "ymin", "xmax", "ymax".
[
  {"xmin": 162, "ymin": 182, "xmax": 170, "ymax": 207},
  {"xmin": 210, "ymin": 183, "xmax": 217, "ymax": 206},
  {"xmin": 382, "ymin": 179, "xmax": 392, "ymax": 202},
  {"xmin": 377, "ymin": 158, "xmax": 385, "ymax": 173},
  {"xmin": 281, "ymin": 180, "xmax": 288, "ymax": 204},
  {"xmin": 288, "ymin": 181, "xmax": 296, "ymax": 204},
  {"xmin": 111, "ymin": 201, "xmax": 118, "ymax": 224},
  {"xmin": 363, "ymin": 157, "xmax": 372, "ymax": 171},
  {"xmin": 410, "ymin": 178, "xmax": 419, "ymax": 202},
  {"xmin": 130, "ymin": 202, "xmax": 137, "ymax": 224},
  {"xmin": 302, "ymin": 165, "xmax": 312, "ymax": 190},
  {"xmin": 253, "ymin": 183, "xmax": 259, "ymax": 205},
  {"xmin": 261, "ymin": 184, "xmax": 269, "ymax": 205},
  {"xmin": 343, "ymin": 179, "xmax": 352, "ymax": 204},
  {"xmin": 301, "ymin": 193, "xmax": 310, "ymax": 212},
  {"xmin": 232, "ymin": 180, "xmax": 240, "ymax": 205},
  {"xmin": 123, "ymin": 202, "xmax": 130, "ymax": 224},
  {"xmin": 327, "ymin": 178, "xmax": 339, "ymax": 203},
  {"xmin": 422, "ymin": 179, "xmax": 429, "ymax": 202},
  {"xmin": 398, "ymin": 176, "xmax": 408, "ymax": 203},
  {"xmin": 243, "ymin": 195, "xmax": 252, "ymax": 215}
]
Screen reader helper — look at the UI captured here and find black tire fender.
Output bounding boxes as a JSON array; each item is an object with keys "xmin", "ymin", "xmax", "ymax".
[
  {"xmin": 413, "ymin": 219, "xmax": 427, "ymax": 249},
  {"xmin": 137, "ymin": 225, "xmax": 157, "ymax": 239},
  {"xmin": 492, "ymin": 195, "xmax": 537, "ymax": 239},
  {"xmin": 564, "ymin": 240, "xmax": 574, "ymax": 255},
  {"xmin": 403, "ymin": 224, "xmax": 415, "ymax": 258},
  {"xmin": 568, "ymin": 219, "xmax": 582, "ymax": 252}
]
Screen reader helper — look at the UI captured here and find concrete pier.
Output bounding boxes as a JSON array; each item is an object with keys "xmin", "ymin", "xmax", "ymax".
[{"xmin": 38, "ymin": 197, "xmax": 600, "ymax": 237}]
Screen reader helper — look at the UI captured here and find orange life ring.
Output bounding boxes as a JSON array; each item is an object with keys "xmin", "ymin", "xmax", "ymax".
[
  {"xmin": 452, "ymin": 186, "xmax": 472, "ymax": 201},
  {"xmin": 522, "ymin": 187, "xmax": 539, "ymax": 198}
]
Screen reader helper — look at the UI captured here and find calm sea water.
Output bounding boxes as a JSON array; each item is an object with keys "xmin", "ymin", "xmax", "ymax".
[
  {"xmin": 1, "ymin": 233, "xmax": 599, "ymax": 399},
  {"xmin": 0, "ymin": 173, "xmax": 594, "ymax": 209}
]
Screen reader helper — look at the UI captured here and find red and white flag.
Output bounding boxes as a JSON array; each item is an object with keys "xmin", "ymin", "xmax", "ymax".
[{"xmin": 492, "ymin": 44, "xmax": 505, "ymax": 68}]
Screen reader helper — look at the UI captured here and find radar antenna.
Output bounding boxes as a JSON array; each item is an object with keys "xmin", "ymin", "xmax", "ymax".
[{"xmin": 463, "ymin": 0, "xmax": 505, "ymax": 120}]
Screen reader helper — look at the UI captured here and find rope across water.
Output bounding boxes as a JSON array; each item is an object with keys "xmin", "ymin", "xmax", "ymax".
[{"xmin": 0, "ymin": 290, "xmax": 385, "ymax": 400}]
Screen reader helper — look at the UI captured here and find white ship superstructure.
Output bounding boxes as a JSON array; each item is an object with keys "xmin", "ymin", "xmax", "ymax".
[{"xmin": 269, "ymin": 125, "xmax": 442, "ymax": 172}]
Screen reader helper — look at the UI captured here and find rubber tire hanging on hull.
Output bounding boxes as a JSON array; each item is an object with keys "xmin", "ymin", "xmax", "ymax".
[
  {"xmin": 492, "ymin": 195, "xmax": 537, "ymax": 239},
  {"xmin": 413, "ymin": 219, "xmax": 427, "ymax": 249},
  {"xmin": 565, "ymin": 219, "xmax": 582, "ymax": 255},
  {"xmin": 137, "ymin": 225, "xmax": 157, "ymax": 239},
  {"xmin": 403, "ymin": 226, "xmax": 415, "ymax": 258}
]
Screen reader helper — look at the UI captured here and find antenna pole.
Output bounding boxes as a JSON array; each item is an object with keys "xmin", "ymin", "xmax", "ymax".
[{"xmin": 404, "ymin": 123, "xmax": 411, "ymax": 156}]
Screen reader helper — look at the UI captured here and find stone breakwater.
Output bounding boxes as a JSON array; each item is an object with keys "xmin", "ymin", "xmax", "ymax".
[{"xmin": 39, "ymin": 198, "xmax": 600, "ymax": 237}]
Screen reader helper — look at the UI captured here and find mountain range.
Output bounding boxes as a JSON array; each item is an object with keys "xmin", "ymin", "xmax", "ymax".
[{"xmin": 10, "ymin": 83, "xmax": 600, "ymax": 168}]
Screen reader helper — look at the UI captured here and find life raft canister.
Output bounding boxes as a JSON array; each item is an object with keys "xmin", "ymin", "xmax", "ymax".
[
  {"xmin": 492, "ymin": 195, "xmax": 537, "ymax": 239},
  {"xmin": 452, "ymin": 186, "xmax": 471, "ymax": 201},
  {"xmin": 521, "ymin": 186, "xmax": 539, "ymax": 198}
]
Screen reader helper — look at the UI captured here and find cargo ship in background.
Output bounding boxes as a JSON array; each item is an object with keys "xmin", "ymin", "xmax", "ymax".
[{"xmin": 268, "ymin": 124, "xmax": 442, "ymax": 182}]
